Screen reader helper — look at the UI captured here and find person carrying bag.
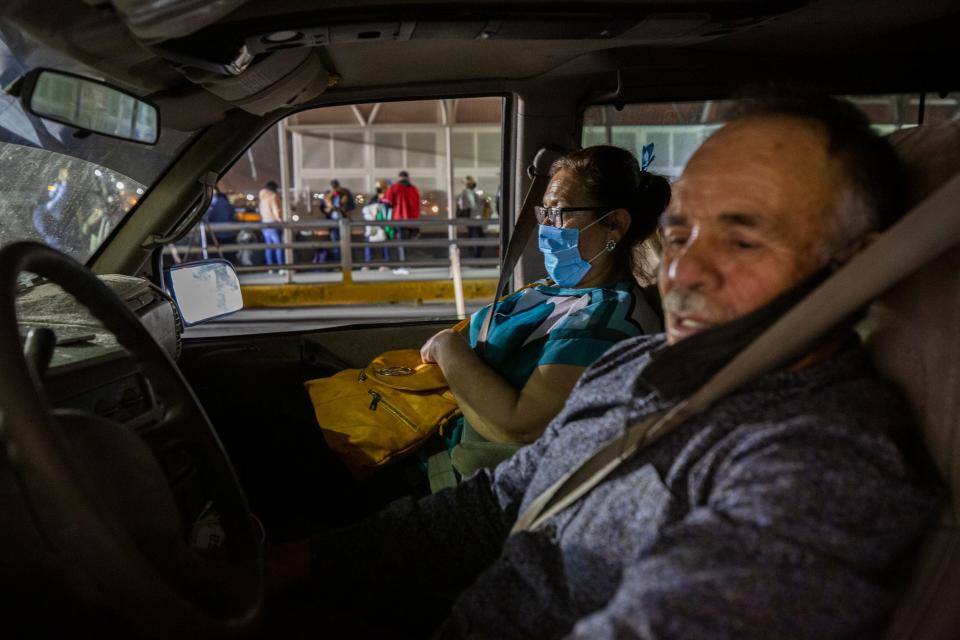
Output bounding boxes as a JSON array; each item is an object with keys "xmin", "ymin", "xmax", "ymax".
[{"xmin": 305, "ymin": 145, "xmax": 670, "ymax": 486}]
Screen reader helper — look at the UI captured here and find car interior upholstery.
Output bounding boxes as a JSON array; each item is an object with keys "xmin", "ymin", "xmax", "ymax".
[{"xmin": 868, "ymin": 121, "xmax": 960, "ymax": 640}]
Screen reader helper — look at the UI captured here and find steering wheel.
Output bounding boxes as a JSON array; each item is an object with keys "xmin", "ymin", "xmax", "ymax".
[{"xmin": 0, "ymin": 242, "xmax": 262, "ymax": 636}]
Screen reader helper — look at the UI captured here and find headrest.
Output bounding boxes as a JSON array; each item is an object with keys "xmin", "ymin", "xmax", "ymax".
[
  {"xmin": 528, "ymin": 147, "xmax": 565, "ymax": 178},
  {"xmin": 870, "ymin": 120, "xmax": 960, "ymax": 517},
  {"xmin": 888, "ymin": 121, "xmax": 960, "ymax": 206}
]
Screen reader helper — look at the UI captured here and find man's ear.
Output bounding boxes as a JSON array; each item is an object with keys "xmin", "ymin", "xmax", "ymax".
[
  {"xmin": 831, "ymin": 231, "xmax": 881, "ymax": 267},
  {"xmin": 858, "ymin": 230, "xmax": 881, "ymax": 249}
]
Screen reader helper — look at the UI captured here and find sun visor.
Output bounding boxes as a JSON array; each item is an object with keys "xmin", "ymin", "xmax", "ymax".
[
  {"xmin": 179, "ymin": 48, "xmax": 332, "ymax": 116},
  {"xmin": 110, "ymin": 0, "xmax": 252, "ymax": 42}
]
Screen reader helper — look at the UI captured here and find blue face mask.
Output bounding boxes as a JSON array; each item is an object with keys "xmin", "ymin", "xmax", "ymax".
[{"xmin": 538, "ymin": 211, "xmax": 615, "ymax": 287}]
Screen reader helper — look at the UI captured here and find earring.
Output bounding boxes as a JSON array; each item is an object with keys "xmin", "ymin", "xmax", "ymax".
[{"xmin": 605, "ymin": 239, "xmax": 616, "ymax": 252}]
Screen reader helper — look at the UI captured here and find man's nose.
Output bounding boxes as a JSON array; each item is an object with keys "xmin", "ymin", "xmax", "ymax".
[{"xmin": 665, "ymin": 234, "xmax": 720, "ymax": 292}]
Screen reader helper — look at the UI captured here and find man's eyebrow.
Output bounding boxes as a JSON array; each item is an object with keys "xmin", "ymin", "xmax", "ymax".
[
  {"xmin": 658, "ymin": 211, "xmax": 771, "ymax": 229},
  {"xmin": 659, "ymin": 212, "xmax": 686, "ymax": 227},
  {"xmin": 717, "ymin": 212, "xmax": 766, "ymax": 229}
]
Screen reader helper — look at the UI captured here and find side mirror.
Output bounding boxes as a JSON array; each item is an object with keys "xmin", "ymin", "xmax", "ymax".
[
  {"xmin": 166, "ymin": 260, "xmax": 243, "ymax": 326},
  {"xmin": 21, "ymin": 68, "xmax": 160, "ymax": 144}
]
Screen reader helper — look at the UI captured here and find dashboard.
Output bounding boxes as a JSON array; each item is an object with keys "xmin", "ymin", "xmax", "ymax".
[
  {"xmin": 16, "ymin": 274, "xmax": 182, "ymax": 426},
  {"xmin": 13, "ymin": 273, "xmax": 233, "ymax": 560}
]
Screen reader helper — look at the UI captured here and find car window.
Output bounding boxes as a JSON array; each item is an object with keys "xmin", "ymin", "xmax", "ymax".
[
  {"xmin": 165, "ymin": 97, "xmax": 505, "ymax": 334},
  {"xmin": 0, "ymin": 31, "xmax": 194, "ymax": 266},
  {"xmin": 582, "ymin": 94, "xmax": 960, "ymax": 180},
  {"xmin": 580, "ymin": 93, "xmax": 959, "ymax": 288}
]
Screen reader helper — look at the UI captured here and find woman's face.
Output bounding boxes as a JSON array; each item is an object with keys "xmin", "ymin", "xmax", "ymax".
[{"xmin": 542, "ymin": 169, "xmax": 619, "ymax": 273}]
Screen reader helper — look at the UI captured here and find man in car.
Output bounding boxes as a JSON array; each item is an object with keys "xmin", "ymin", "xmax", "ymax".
[{"xmin": 273, "ymin": 91, "xmax": 938, "ymax": 639}]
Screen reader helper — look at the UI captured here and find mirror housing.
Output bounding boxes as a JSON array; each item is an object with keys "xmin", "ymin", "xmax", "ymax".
[
  {"xmin": 21, "ymin": 68, "xmax": 160, "ymax": 144},
  {"xmin": 165, "ymin": 260, "xmax": 243, "ymax": 326}
]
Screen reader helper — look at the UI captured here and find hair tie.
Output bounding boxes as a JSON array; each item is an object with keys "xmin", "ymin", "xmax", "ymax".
[{"xmin": 640, "ymin": 143, "xmax": 655, "ymax": 171}]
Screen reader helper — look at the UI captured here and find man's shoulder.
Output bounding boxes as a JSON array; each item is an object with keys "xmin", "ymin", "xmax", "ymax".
[
  {"xmin": 693, "ymin": 347, "xmax": 919, "ymax": 473},
  {"xmin": 748, "ymin": 345, "xmax": 904, "ymax": 413},
  {"xmin": 574, "ymin": 334, "xmax": 667, "ymax": 387},
  {"xmin": 601, "ymin": 332, "xmax": 667, "ymax": 362}
]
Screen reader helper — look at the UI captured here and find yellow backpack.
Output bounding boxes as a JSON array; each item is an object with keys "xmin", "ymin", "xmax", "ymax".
[{"xmin": 305, "ymin": 347, "xmax": 462, "ymax": 478}]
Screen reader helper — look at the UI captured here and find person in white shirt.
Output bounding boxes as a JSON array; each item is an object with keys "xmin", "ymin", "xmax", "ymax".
[{"xmin": 258, "ymin": 181, "xmax": 283, "ymax": 267}]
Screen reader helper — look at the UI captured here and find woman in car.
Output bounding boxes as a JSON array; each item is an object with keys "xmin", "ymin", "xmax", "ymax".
[{"xmin": 420, "ymin": 145, "xmax": 671, "ymax": 480}]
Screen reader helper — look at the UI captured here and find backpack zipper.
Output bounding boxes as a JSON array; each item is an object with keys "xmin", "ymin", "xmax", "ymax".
[{"xmin": 367, "ymin": 390, "xmax": 419, "ymax": 432}]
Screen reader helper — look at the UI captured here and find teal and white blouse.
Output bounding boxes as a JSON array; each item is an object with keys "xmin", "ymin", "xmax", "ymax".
[{"xmin": 467, "ymin": 280, "xmax": 661, "ymax": 389}]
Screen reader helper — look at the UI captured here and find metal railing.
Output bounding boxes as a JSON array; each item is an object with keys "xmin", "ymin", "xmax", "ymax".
[{"xmin": 164, "ymin": 217, "xmax": 501, "ymax": 282}]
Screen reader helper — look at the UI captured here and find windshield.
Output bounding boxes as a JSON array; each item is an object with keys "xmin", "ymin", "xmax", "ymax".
[{"xmin": 0, "ymin": 25, "xmax": 193, "ymax": 264}]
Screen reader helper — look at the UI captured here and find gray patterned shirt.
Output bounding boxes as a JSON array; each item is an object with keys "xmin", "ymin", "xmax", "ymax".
[{"xmin": 314, "ymin": 334, "xmax": 939, "ymax": 639}]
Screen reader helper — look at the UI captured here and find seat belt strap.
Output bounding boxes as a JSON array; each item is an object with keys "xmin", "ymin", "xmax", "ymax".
[
  {"xmin": 476, "ymin": 148, "xmax": 562, "ymax": 350},
  {"xmin": 513, "ymin": 171, "xmax": 960, "ymax": 534}
]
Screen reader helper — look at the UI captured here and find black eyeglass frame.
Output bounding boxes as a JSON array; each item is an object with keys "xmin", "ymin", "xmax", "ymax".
[{"xmin": 533, "ymin": 205, "xmax": 611, "ymax": 227}]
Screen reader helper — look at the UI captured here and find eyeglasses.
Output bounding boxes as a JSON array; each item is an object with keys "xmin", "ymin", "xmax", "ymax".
[{"xmin": 533, "ymin": 206, "xmax": 610, "ymax": 227}]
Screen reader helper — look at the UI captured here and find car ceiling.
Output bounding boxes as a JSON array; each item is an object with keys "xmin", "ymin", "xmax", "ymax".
[{"xmin": 2, "ymin": 0, "xmax": 959, "ymax": 130}]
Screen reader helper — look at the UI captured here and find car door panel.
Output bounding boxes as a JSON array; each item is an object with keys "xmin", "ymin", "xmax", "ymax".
[{"xmin": 175, "ymin": 320, "xmax": 452, "ymax": 535}]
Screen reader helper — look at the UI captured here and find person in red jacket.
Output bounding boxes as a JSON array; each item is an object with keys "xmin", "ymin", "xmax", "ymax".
[{"xmin": 381, "ymin": 170, "xmax": 421, "ymax": 265}]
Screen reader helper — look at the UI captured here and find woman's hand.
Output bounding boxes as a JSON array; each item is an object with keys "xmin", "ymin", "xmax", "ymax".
[
  {"xmin": 420, "ymin": 325, "xmax": 586, "ymax": 444},
  {"xmin": 420, "ymin": 328, "xmax": 467, "ymax": 365}
]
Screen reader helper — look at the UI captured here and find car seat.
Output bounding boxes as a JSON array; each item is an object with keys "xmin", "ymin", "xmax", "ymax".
[{"xmin": 869, "ymin": 120, "xmax": 960, "ymax": 640}]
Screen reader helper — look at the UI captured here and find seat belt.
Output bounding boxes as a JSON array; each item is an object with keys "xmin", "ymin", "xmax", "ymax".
[
  {"xmin": 475, "ymin": 147, "xmax": 563, "ymax": 351},
  {"xmin": 513, "ymin": 171, "xmax": 960, "ymax": 533},
  {"xmin": 427, "ymin": 147, "xmax": 562, "ymax": 492}
]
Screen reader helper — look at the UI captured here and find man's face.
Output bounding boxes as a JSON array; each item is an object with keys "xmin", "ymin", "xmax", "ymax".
[{"xmin": 659, "ymin": 115, "xmax": 846, "ymax": 344}]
